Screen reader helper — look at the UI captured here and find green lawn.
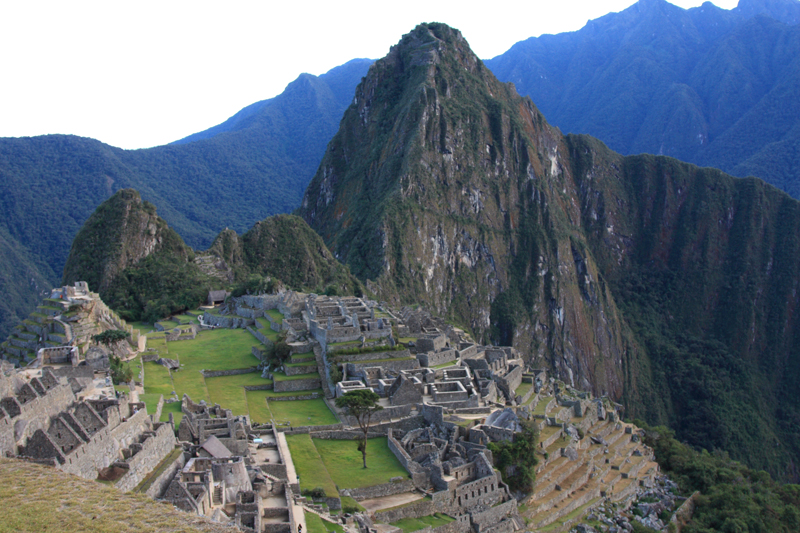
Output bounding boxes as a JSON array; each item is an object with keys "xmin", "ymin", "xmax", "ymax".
[
  {"xmin": 161, "ymin": 401, "xmax": 183, "ymax": 426},
  {"xmin": 285, "ymin": 361, "xmax": 317, "ymax": 368},
  {"xmin": 142, "ymin": 361, "xmax": 174, "ymax": 396},
  {"xmin": 285, "ymin": 434, "xmax": 338, "ymax": 497},
  {"xmin": 305, "ymin": 512, "xmax": 344, "ymax": 533},
  {"xmin": 170, "ymin": 369, "xmax": 209, "ymax": 403},
  {"xmin": 431, "ymin": 360, "xmax": 458, "ymax": 369},
  {"xmin": 245, "ymin": 390, "xmax": 274, "ymax": 424},
  {"xmin": 391, "ymin": 514, "xmax": 454, "ymax": 533},
  {"xmin": 157, "ymin": 320, "xmax": 180, "ymax": 330},
  {"xmin": 291, "ymin": 352, "xmax": 316, "ymax": 362},
  {"xmin": 205, "ymin": 377, "xmax": 248, "ymax": 416},
  {"xmin": 168, "ymin": 328, "xmax": 260, "ymax": 371},
  {"xmin": 266, "ymin": 309, "xmax": 284, "ymax": 324},
  {"xmin": 268, "ymin": 399, "xmax": 338, "ymax": 426},
  {"xmin": 515, "ymin": 382, "xmax": 533, "ymax": 398},
  {"xmin": 313, "ymin": 437, "xmax": 408, "ymax": 488}
]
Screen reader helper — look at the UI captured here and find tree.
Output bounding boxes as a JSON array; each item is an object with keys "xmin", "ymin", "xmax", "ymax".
[
  {"xmin": 92, "ymin": 329, "xmax": 130, "ymax": 346},
  {"xmin": 335, "ymin": 389, "xmax": 383, "ymax": 468},
  {"xmin": 488, "ymin": 418, "xmax": 539, "ymax": 493}
]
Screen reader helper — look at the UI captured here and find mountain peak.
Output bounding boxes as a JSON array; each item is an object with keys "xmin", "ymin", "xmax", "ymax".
[{"xmin": 736, "ymin": 0, "xmax": 800, "ymax": 24}]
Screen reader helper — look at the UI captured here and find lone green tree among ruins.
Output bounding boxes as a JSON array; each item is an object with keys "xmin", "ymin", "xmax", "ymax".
[{"xmin": 335, "ymin": 389, "xmax": 383, "ymax": 468}]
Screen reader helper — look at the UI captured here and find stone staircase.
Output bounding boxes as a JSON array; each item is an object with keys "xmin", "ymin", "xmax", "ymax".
[{"xmin": 521, "ymin": 418, "xmax": 659, "ymax": 532}]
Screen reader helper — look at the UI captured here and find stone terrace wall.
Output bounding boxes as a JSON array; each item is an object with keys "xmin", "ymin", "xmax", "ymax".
[
  {"xmin": 346, "ymin": 358, "xmax": 420, "ymax": 374},
  {"xmin": 248, "ymin": 326, "xmax": 275, "ymax": 348},
  {"xmin": 330, "ymin": 349, "xmax": 410, "ymax": 362},
  {"xmin": 341, "ymin": 479, "xmax": 415, "ymax": 501},
  {"xmin": 116, "ymin": 423, "xmax": 177, "ymax": 492},
  {"xmin": 202, "ymin": 368, "xmax": 258, "ymax": 378},
  {"xmin": 470, "ymin": 500, "xmax": 518, "ymax": 533},
  {"xmin": 145, "ymin": 449, "xmax": 187, "ymax": 499},
  {"xmin": 273, "ymin": 377, "xmax": 321, "ymax": 393},
  {"xmin": 374, "ymin": 498, "xmax": 436, "ymax": 523},
  {"xmin": 417, "ymin": 349, "xmax": 457, "ymax": 367},
  {"xmin": 284, "ymin": 364, "xmax": 319, "ymax": 377},
  {"xmin": 202, "ymin": 313, "xmax": 253, "ymax": 329}
]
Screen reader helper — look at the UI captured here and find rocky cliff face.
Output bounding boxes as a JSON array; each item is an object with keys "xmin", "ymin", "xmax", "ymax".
[{"xmin": 299, "ymin": 23, "xmax": 800, "ymax": 475}]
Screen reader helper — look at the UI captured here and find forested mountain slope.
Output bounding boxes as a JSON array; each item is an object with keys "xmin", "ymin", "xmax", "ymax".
[{"xmin": 0, "ymin": 59, "xmax": 372, "ymax": 339}]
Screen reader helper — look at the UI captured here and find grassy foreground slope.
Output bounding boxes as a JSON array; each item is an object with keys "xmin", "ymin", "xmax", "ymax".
[{"xmin": 0, "ymin": 458, "xmax": 236, "ymax": 533}]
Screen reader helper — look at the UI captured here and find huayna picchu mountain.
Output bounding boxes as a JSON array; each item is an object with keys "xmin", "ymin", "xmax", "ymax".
[
  {"xmin": 61, "ymin": 190, "xmax": 362, "ymax": 324},
  {"xmin": 299, "ymin": 22, "xmax": 800, "ymax": 478}
]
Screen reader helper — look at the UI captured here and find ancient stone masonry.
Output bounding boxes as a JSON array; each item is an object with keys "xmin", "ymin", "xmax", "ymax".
[
  {"xmin": 1, "ymin": 282, "xmax": 136, "ymax": 367},
  {"xmin": 0, "ymin": 361, "xmax": 178, "ymax": 490}
]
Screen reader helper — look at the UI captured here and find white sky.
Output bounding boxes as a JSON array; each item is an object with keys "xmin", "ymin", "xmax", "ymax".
[{"xmin": 0, "ymin": 0, "xmax": 739, "ymax": 150}]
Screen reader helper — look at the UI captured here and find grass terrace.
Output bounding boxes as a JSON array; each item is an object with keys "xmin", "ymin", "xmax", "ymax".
[
  {"xmin": 390, "ymin": 514, "xmax": 454, "ymax": 533},
  {"xmin": 532, "ymin": 397, "xmax": 552, "ymax": 416},
  {"xmin": 285, "ymin": 434, "xmax": 338, "ymax": 497},
  {"xmin": 515, "ymin": 381, "xmax": 533, "ymax": 398},
  {"xmin": 306, "ymin": 512, "xmax": 345, "ymax": 533},
  {"xmin": 313, "ymin": 437, "xmax": 408, "ymax": 488},
  {"xmin": 157, "ymin": 320, "xmax": 180, "ymax": 330},
  {"xmin": 266, "ymin": 309, "xmax": 284, "ymax": 324},
  {"xmin": 0, "ymin": 458, "xmax": 231, "ymax": 533},
  {"xmin": 269, "ymin": 399, "xmax": 337, "ymax": 426},
  {"xmin": 245, "ymin": 390, "xmax": 274, "ymax": 424}
]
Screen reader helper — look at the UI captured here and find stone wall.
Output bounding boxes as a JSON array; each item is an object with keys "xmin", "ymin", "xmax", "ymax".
[
  {"xmin": 202, "ymin": 313, "xmax": 253, "ymax": 329},
  {"xmin": 201, "ymin": 367, "xmax": 258, "ymax": 378},
  {"xmin": 145, "ymin": 449, "xmax": 187, "ymax": 499},
  {"xmin": 341, "ymin": 480, "xmax": 417, "ymax": 503},
  {"xmin": 273, "ymin": 377, "xmax": 321, "ymax": 393},
  {"xmin": 284, "ymin": 363, "xmax": 319, "ymax": 377},
  {"xmin": 248, "ymin": 326, "xmax": 275, "ymax": 348},
  {"xmin": 269, "ymin": 392, "xmax": 320, "ymax": 401},
  {"xmin": 346, "ymin": 358, "xmax": 420, "ymax": 375},
  {"xmin": 331, "ymin": 349, "xmax": 410, "ymax": 363},
  {"xmin": 114, "ymin": 423, "xmax": 177, "ymax": 491},
  {"xmin": 374, "ymin": 498, "xmax": 436, "ymax": 523},
  {"xmin": 470, "ymin": 500, "xmax": 518, "ymax": 533},
  {"xmin": 416, "ymin": 349, "xmax": 457, "ymax": 368}
]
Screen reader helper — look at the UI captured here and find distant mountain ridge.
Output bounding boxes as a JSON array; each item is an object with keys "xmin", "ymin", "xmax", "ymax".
[
  {"xmin": 0, "ymin": 58, "xmax": 372, "ymax": 340},
  {"xmin": 486, "ymin": 0, "xmax": 800, "ymax": 197}
]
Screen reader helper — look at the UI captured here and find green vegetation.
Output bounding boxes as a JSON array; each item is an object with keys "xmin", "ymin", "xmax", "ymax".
[
  {"xmin": 285, "ymin": 434, "xmax": 338, "ymax": 497},
  {"xmin": 305, "ymin": 512, "xmax": 345, "ymax": 533},
  {"xmin": 641, "ymin": 422, "xmax": 800, "ymax": 533},
  {"xmin": 268, "ymin": 399, "xmax": 337, "ymax": 427},
  {"xmin": 245, "ymin": 390, "xmax": 273, "ymax": 424},
  {"xmin": 488, "ymin": 419, "xmax": 539, "ymax": 492},
  {"xmin": 335, "ymin": 389, "xmax": 383, "ymax": 468},
  {"xmin": 109, "ymin": 355, "xmax": 134, "ymax": 385},
  {"xmin": 92, "ymin": 329, "xmax": 130, "ymax": 346},
  {"xmin": 314, "ymin": 437, "xmax": 408, "ymax": 488},
  {"xmin": 0, "ymin": 457, "xmax": 230, "ymax": 533},
  {"xmin": 390, "ymin": 514, "xmax": 454, "ymax": 533}
]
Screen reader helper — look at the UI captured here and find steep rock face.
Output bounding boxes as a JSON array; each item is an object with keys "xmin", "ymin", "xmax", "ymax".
[
  {"xmin": 63, "ymin": 189, "xmax": 189, "ymax": 292},
  {"xmin": 299, "ymin": 23, "xmax": 800, "ymax": 474},
  {"xmin": 299, "ymin": 23, "xmax": 631, "ymax": 398}
]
